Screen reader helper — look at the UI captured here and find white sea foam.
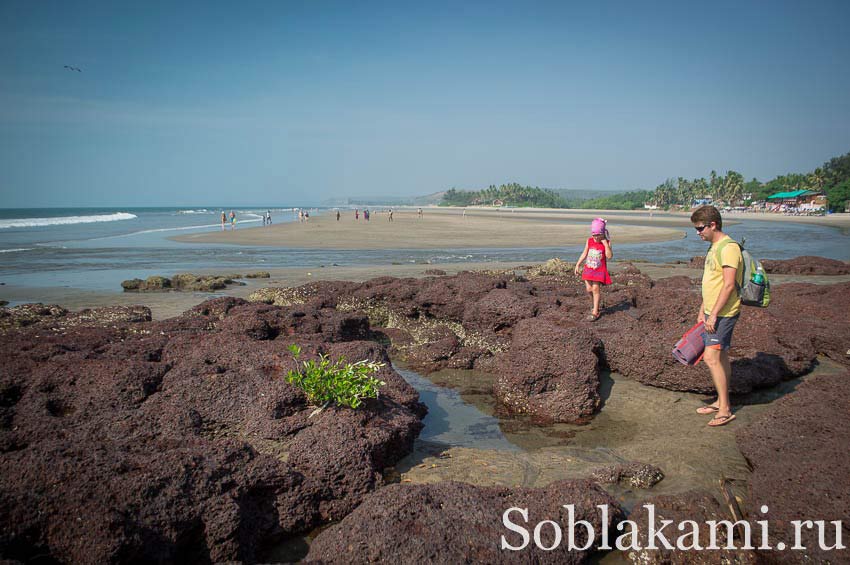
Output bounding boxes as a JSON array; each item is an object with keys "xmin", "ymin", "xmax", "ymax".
[
  {"xmin": 0, "ymin": 248, "xmax": 34, "ymax": 253},
  {"xmin": 88, "ymin": 218, "xmax": 265, "ymax": 240},
  {"xmin": 177, "ymin": 209, "xmax": 211, "ymax": 214},
  {"xmin": 0, "ymin": 213, "xmax": 138, "ymax": 229}
]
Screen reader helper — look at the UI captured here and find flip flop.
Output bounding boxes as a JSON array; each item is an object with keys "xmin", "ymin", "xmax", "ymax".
[
  {"xmin": 587, "ymin": 313, "xmax": 600, "ymax": 322},
  {"xmin": 708, "ymin": 414, "xmax": 736, "ymax": 427},
  {"xmin": 696, "ymin": 405, "xmax": 719, "ymax": 415}
]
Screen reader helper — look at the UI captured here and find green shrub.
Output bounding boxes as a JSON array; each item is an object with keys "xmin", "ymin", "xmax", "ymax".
[{"xmin": 285, "ymin": 344, "xmax": 386, "ymax": 409}]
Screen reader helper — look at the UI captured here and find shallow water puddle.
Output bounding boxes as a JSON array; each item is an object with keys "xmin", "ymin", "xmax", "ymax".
[
  {"xmin": 392, "ymin": 359, "xmax": 843, "ymax": 508},
  {"xmin": 393, "ymin": 365, "xmax": 520, "ymax": 451}
]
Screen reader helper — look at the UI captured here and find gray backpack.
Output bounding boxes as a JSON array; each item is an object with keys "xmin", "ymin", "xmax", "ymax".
[{"xmin": 713, "ymin": 239, "xmax": 771, "ymax": 308}]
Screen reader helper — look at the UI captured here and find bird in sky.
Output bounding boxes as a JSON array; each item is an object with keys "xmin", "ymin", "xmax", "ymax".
[{"xmin": 63, "ymin": 65, "xmax": 82, "ymax": 72}]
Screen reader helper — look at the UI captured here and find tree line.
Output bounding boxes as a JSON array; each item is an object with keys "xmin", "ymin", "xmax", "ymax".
[
  {"xmin": 441, "ymin": 184, "xmax": 566, "ymax": 208},
  {"xmin": 649, "ymin": 151, "xmax": 850, "ymax": 211},
  {"xmin": 440, "ymin": 150, "xmax": 850, "ymax": 212}
]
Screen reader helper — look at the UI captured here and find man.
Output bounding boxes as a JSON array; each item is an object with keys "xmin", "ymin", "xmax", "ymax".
[{"xmin": 691, "ymin": 205, "xmax": 742, "ymax": 427}]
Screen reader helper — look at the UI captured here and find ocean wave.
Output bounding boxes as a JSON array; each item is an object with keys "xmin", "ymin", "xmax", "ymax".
[
  {"xmin": 99, "ymin": 218, "xmax": 265, "ymax": 239},
  {"xmin": 177, "ymin": 209, "xmax": 211, "ymax": 214},
  {"xmin": 0, "ymin": 248, "xmax": 34, "ymax": 253},
  {"xmin": 0, "ymin": 213, "xmax": 138, "ymax": 230}
]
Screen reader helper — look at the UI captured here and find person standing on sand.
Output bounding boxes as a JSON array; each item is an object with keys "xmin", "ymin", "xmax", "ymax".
[
  {"xmin": 573, "ymin": 218, "xmax": 612, "ymax": 321},
  {"xmin": 388, "ymin": 209, "xmax": 393, "ymax": 222},
  {"xmin": 691, "ymin": 205, "xmax": 743, "ymax": 427},
  {"xmin": 418, "ymin": 207, "xmax": 423, "ymax": 219},
  {"xmin": 221, "ymin": 211, "xmax": 226, "ymax": 231},
  {"xmin": 336, "ymin": 210, "xmax": 341, "ymax": 221},
  {"xmin": 355, "ymin": 209, "xmax": 359, "ymax": 220},
  {"xmin": 266, "ymin": 210, "xmax": 272, "ymax": 225},
  {"xmin": 229, "ymin": 210, "xmax": 236, "ymax": 230}
]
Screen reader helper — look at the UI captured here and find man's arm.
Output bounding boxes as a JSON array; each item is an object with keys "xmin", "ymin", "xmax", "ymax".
[{"xmin": 705, "ymin": 266, "xmax": 737, "ymax": 333}]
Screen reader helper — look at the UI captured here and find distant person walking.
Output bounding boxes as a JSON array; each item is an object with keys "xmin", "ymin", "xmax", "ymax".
[
  {"xmin": 355, "ymin": 209, "xmax": 359, "ymax": 220},
  {"xmin": 418, "ymin": 207, "xmax": 423, "ymax": 219},
  {"xmin": 364, "ymin": 209, "xmax": 370, "ymax": 221},
  {"xmin": 229, "ymin": 210, "xmax": 236, "ymax": 230},
  {"xmin": 388, "ymin": 209, "xmax": 393, "ymax": 222},
  {"xmin": 573, "ymin": 218, "xmax": 612, "ymax": 321},
  {"xmin": 336, "ymin": 210, "xmax": 341, "ymax": 221},
  {"xmin": 266, "ymin": 210, "xmax": 272, "ymax": 225},
  {"xmin": 221, "ymin": 211, "xmax": 227, "ymax": 231},
  {"xmin": 691, "ymin": 205, "xmax": 743, "ymax": 427}
]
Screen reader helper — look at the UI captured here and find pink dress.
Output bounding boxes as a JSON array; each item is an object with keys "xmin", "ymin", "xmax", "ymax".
[{"xmin": 582, "ymin": 237, "xmax": 612, "ymax": 285}]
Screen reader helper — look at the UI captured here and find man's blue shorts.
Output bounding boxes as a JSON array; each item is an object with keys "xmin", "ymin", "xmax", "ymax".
[{"xmin": 702, "ymin": 315, "xmax": 739, "ymax": 350}]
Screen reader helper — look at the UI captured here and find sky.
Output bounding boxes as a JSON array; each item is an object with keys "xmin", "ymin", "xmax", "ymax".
[{"xmin": 1, "ymin": 0, "xmax": 849, "ymax": 207}]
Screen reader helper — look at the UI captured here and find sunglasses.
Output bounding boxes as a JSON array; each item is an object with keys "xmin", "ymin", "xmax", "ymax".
[{"xmin": 694, "ymin": 224, "xmax": 712, "ymax": 232}]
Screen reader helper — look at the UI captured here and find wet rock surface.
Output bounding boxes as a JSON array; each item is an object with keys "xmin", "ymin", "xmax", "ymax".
[
  {"xmin": 121, "ymin": 272, "xmax": 270, "ymax": 292},
  {"xmin": 591, "ymin": 462, "xmax": 665, "ymax": 489},
  {"xmin": 306, "ymin": 480, "xmax": 623, "ymax": 564},
  {"xmin": 0, "ymin": 298, "xmax": 423, "ymax": 562},
  {"xmin": 0, "ymin": 303, "xmax": 152, "ymax": 335},
  {"xmin": 624, "ymin": 491, "xmax": 757, "ymax": 563},
  {"xmin": 736, "ymin": 364, "xmax": 850, "ymax": 563}
]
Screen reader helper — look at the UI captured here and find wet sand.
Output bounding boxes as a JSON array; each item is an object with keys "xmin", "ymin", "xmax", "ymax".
[{"xmin": 171, "ymin": 209, "xmax": 684, "ymax": 249}]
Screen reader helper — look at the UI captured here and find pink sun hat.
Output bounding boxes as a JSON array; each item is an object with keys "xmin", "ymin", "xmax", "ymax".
[{"xmin": 590, "ymin": 217, "xmax": 607, "ymax": 235}]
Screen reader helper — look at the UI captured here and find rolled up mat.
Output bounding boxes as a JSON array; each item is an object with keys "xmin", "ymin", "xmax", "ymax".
[{"xmin": 672, "ymin": 321, "xmax": 706, "ymax": 365}]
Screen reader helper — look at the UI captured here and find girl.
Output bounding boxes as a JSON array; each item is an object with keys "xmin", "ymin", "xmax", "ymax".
[{"xmin": 573, "ymin": 218, "xmax": 613, "ymax": 321}]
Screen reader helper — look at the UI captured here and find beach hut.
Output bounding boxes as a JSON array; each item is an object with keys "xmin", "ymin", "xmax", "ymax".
[{"xmin": 766, "ymin": 190, "xmax": 827, "ymax": 213}]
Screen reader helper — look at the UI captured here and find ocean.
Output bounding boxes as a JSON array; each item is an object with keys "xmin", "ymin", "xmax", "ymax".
[{"xmin": 1, "ymin": 207, "xmax": 849, "ymax": 295}]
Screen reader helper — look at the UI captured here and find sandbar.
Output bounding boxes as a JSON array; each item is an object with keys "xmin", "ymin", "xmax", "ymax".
[{"xmin": 171, "ymin": 209, "xmax": 685, "ymax": 249}]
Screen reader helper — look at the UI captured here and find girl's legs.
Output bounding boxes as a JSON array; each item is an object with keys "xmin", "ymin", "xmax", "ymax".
[
  {"xmin": 584, "ymin": 280, "xmax": 593, "ymax": 313},
  {"xmin": 590, "ymin": 282, "xmax": 601, "ymax": 316}
]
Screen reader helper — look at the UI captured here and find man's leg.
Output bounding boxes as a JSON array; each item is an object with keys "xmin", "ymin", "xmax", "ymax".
[{"xmin": 702, "ymin": 346, "xmax": 730, "ymax": 415}]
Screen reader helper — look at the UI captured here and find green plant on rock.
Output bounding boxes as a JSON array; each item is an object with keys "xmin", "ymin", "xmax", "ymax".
[{"xmin": 285, "ymin": 344, "xmax": 386, "ymax": 410}]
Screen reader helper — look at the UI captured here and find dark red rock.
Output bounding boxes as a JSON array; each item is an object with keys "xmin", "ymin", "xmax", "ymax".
[
  {"xmin": 306, "ymin": 480, "xmax": 623, "ymax": 564},
  {"xmin": 493, "ymin": 319, "xmax": 602, "ymax": 424},
  {"xmin": 736, "ymin": 367, "xmax": 850, "ymax": 563},
  {"xmin": 761, "ymin": 255, "xmax": 850, "ymax": 275},
  {"xmin": 0, "ymin": 299, "xmax": 423, "ymax": 563},
  {"xmin": 625, "ymin": 491, "xmax": 757, "ymax": 563}
]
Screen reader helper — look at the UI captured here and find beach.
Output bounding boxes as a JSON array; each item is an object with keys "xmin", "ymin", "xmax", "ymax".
[
  {"xmin": 172, "ymin": 208, "xmax": 687, "ymax": 249},
  {"xmin": 173, "ymin": 208, "xmax": 850, "ymax": 250}
]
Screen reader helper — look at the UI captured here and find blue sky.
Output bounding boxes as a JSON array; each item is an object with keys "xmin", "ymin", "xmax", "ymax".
[{"xmin": 1, "ymin": 0, "xmax": 849, "ymax": 207}]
